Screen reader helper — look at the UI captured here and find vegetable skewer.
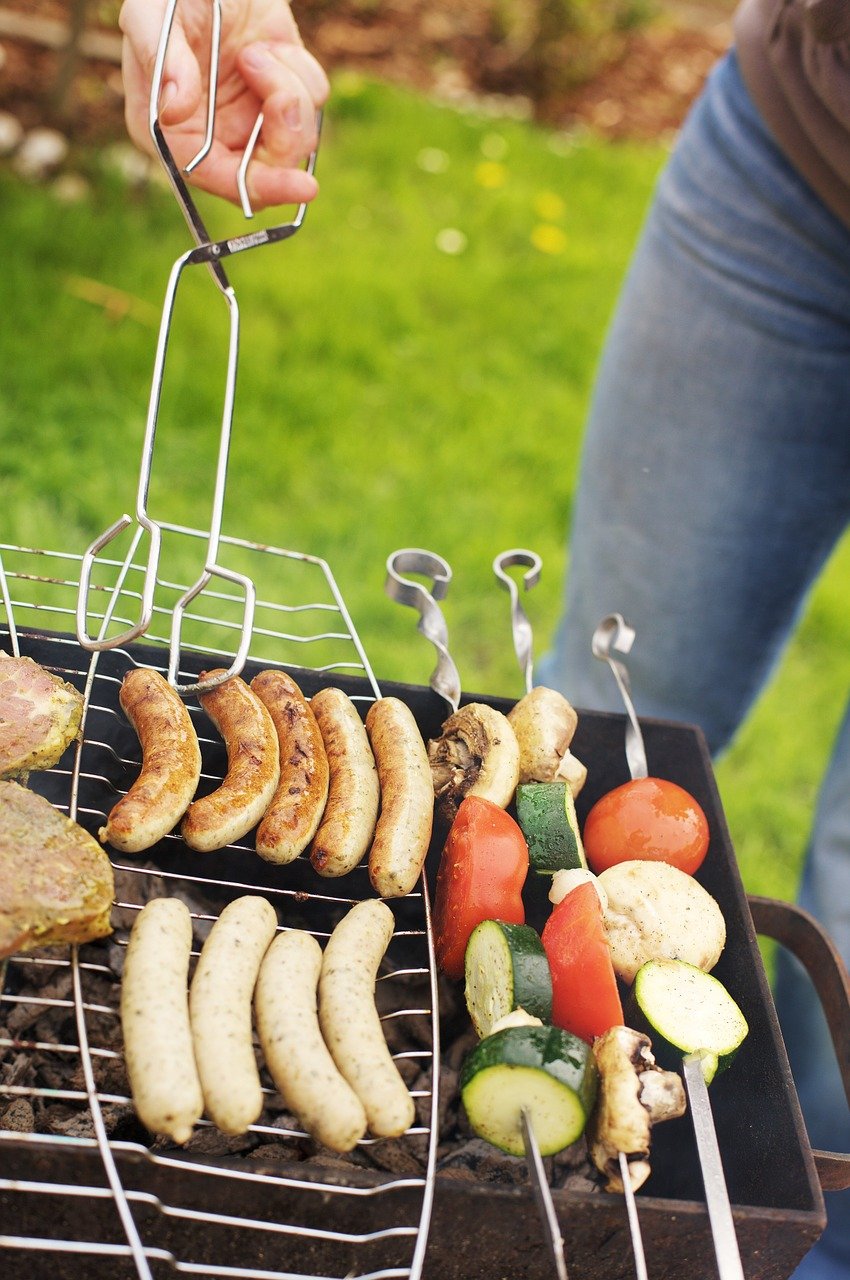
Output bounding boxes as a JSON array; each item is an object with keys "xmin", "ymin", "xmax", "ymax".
[
  {"xmin": 491, "ymin": 556, "xmax": 653, "ymax": 1277},
  {"xmin": 388, "ymin": 547, "xmax": 580, "ymax": 1279},
  {"xmin": 593, "ymin": 612, "xmax": 745, "ymax": 1277}
]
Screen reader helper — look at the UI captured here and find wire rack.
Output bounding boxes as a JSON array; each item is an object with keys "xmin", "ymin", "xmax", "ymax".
[{"xmin": 0, "ymin": 536, "xmax": 440, "ymax": 1280}]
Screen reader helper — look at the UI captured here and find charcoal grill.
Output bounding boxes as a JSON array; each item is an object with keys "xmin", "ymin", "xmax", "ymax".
[
  {"xmin": 4, "ymin": 2, "xmax": 850, "ymax": 1271},
  {"xmin": 3, "ymin": 539, "xmax": 850, "ymax": 1280}
]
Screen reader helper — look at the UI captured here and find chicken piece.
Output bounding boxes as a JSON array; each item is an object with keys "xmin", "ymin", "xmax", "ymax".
[
  {"xmin": 0, "ymin": 781, "xmax": 114, "ymax": 958},
  {"xmin": 599, "ymin": 859, "xmax": 726, "ymax": 983},
  {"xmin": 507, "ymin": 685, "xmax": 588, "ymax": 795},
  {"xmin": 588, "ymin": 1024, "xmax": 686, "ymax": 1193},
  {"xmin": 0, "ymin": 652, "xmax": 83, "ymax": 781}
]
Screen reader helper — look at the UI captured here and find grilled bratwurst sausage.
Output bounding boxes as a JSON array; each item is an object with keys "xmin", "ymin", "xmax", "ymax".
[
  {"xmin": 100, "ymin": 667, "xmax": 201, "ymax": 853},
  {"xmin": 190, "ymin": 894, "xmax": 278, "ymax": 1135},
  {"xmin": 318, "ymin": 898, "xmax": 415, "ymax": 1137},
  {"xmin": 255, "ymin": 928, "xmax": 368, "ymax": 1151},
  {"xmin": 121, "ymin": 897, "xmax": 203, "ymax": 1145},
  {"xmin": 251, "ymin": 670, "xmax": 329, "ymax": 865},
  {"xmin": 181, "ymin": 671, "xmax": 280, "ymax": 853},
  {"xmin": 365, "ymin": 697, "xmax": 434, "ymax": 898},
  {"xmin": 310, "ymin": 687, "xmax": 380, "ymax": 878}
]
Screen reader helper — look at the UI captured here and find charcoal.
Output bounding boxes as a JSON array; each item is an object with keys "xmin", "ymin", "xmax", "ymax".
[
  {"xmin": 438, "ymin": 1138, "xmax": 532, "ymax": 1186},
  {"xmin": 181, "ymin": 1126, "xmax": 260, "ymax": 1159},
  {"xmin": 0, "ymin": 1097, "xmax": 34, "ymax": 1132},
  {"xmin": 0, "ymin": 1049, "xmax": 34, "ymax": 1089},
  {"xmin": 366, "ymin": 1135, "xmax": 426, "ymax": 1176}
]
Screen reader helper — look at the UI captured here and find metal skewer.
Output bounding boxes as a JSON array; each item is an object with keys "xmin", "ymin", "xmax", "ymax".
[
  {"xmin": 592, "ymin": 613, "xmax": 745, "ymax": 1280},
  {"xmin": 522, "ymin": 1108, "xmax": 570, "ymax": 1280},
  {"xmin": 618, "ymin": 1153, "xmax": 649, "ymax": 1280},
  {"xmin": 493, "ymin": 548, "xmax": 542, "ymax": 693},
  {"xmin": 385, "ymin": 548, "xmax": 461, "ymax": 713},
  {"xmin": 683, "ymin": 1055, "xmax": 745, "ymax": 1280},
  {"xmin": 591, "ymin": 612, "xmax": 648, "ymax": 780}
]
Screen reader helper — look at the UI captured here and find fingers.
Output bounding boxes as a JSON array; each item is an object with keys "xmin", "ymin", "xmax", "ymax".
[
  {"xmin": 119, "ymin": 0, "xmax": 203, "ymax": 132},
  {"xmin": 238, "ymin": 42, "xmax": 329, "ymax": 162},
  {"xmin": 118, "ymin": 0, "xmax": 328, "ymax": 209},
  {"xmin": 183, "ymin": 143, "xmax": 320, "ymax": 211}
]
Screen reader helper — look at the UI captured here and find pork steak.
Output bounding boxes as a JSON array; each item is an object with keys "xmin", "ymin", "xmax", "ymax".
[
  {"xmin": 0, "ymin": 652, "xmax": 84, "ymax": 781},
  {"xmin": 0, "ymin": 781, "xmax": 114, "ymax": 958}
]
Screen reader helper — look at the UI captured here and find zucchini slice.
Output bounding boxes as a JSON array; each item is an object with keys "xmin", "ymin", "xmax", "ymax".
[
  {"xmin": 515, "ymin": 781, "xmax": 586, "ymax": 876},
  {"xmin": 460, "ymin": 1024, "xmax": 597, "ymax": 1157},
  {"xmin": 464, "ymin": 920, "xmax": 553, "ymax": 1038},
  {"xmin": 631, "ymin": 958, "xmax": 749, "ymax": 1083}
]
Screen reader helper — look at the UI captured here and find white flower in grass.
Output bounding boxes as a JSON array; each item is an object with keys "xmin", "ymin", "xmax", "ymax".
[{"xmin": 435, "ymin": 228, "xmax": 468, "ymax": 255}]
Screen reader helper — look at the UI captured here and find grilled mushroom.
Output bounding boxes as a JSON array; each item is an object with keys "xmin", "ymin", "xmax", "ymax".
[
  {"xmin": 507, "ymin": 685, "xmax": 587, "ymax": 795},
  {"xmin": 428, "ymin": 702, "xmax": 520, "ymax": 823},
  {"xmin": 587, "ymin": 1024, "xmax": 686, "ymax": 1193}
]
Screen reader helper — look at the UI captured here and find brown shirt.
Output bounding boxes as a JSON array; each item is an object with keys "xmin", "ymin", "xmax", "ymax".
[{"xmin": 735, "ymin": 0, "xmax": 850, "ymax": 227}]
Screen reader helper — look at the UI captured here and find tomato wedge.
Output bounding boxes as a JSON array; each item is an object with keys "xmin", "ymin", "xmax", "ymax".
[
  {"xmin": 541, "ymin": 881, "xmax": 623, "ymax": 1044},
  {"xmin": 433, "ymin": 796, "xmax": 528, "ymax": 979},
  {"xmin": 583, "ymin": 776, "xmax": 710, "ymax": 877}
]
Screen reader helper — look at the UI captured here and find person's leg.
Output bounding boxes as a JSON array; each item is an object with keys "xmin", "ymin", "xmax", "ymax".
[
  {"xmin": 537, "ymin": 48, "xmax": 850, "ymax": 1276},
  {"xmin": 538, "ymin": 51, "xmax": 850, "ymax": 756}
]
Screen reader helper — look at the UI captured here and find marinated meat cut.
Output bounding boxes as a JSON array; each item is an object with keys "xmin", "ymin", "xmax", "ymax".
[
  {"xmin": 0, "ymin": 652, "xmax": 83, "ymax": 781},
  {"xmin": 0, "ymin": 781, "xmax": 114, "ymax": 958}
]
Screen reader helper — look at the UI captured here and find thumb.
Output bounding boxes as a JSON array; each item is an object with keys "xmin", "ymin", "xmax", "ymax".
[{"xmin": 119, "ymin": 0, "xmax": 203, "ymax": 126}]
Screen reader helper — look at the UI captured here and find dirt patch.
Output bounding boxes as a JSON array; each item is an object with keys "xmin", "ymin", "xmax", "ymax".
[{"xmin": 0, "ymin": 0, "xmax": 734, "ymax": 144}]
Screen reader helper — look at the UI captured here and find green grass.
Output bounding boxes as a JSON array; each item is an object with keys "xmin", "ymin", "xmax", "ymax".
[{"xmin": 2, "ymin": 73, "xmax": 849, "ymax": 913}]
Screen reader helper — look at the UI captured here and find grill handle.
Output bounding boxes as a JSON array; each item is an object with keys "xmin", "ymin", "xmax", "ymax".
[{"xmin": 748, "ymin": 894, "xmax": 850, "ymax": 1191}]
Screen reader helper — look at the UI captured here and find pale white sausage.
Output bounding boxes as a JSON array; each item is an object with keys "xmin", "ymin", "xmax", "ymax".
[
  {"xmin": 189, "ymin": 895, "xmax": 278, "ymax": 1134},
  {"xmin": 120, "ymin": 897, "xmax": 203, "ymax": 1144},
  {"xmin": 318, "ymin": 898, "xmax": 415, "ymax": 1138},
  {"xmin": 255, "ymin": 929, "xmax": 367, "ymax": 1151}
]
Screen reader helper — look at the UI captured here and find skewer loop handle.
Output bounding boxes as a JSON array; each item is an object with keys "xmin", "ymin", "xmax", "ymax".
[
  {"xmin": 385, "ymin": 548, "xmax": 461, "ymax": 713},
  {"xmin": 493, "ymin": 548, "xmax": 542, "ymax": 695},
  {"xmin": 591, "ymin": 613, "xmax": 648, "ymax": 780}
]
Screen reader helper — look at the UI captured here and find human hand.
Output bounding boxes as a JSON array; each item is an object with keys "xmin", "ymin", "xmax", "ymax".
[{"xmin": 119, "ymin": 0, "xmax": 329, "ymax": 210}]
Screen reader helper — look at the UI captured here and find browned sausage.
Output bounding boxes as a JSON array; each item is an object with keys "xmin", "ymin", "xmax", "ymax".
[
  {"xmin": 310, "ymin": 687, "xmax": 379, "ymax": 877},
  {"xmin": 181, "ymin": 671, "xmax": 280, "ymax": 852},
  {"xmin": 251, "ymin": 669, "xmax": 330, "ymax": 865},
  {"xmin": 100, "ymin": 667, "xmax": 201, "ymax": 853},
  {"xmin": 365, "ymin": 697, "xmax": 434, "ymax": 898}
]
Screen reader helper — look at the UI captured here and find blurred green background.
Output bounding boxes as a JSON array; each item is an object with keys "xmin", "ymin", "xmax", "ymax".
[{"xmin": 2, "ymin": 3, "xmax": 850, "ymax": 915}]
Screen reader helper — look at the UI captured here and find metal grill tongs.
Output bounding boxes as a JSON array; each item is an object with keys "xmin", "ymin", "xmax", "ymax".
[
  {"xmin": 1, "ymin": 7, "xmax": 442, "ymax": 1279},
  {"xmin": 75, "ymin": 0, "xmax": 320, "ymax": 695}
]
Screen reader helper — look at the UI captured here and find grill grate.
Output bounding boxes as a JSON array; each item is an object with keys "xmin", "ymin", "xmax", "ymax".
[{"xmin": 0, "ymin": 537, "xmax": 440, "ymax": 1280}]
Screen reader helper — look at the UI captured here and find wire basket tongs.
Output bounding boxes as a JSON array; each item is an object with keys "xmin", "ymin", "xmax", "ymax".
[{"xmin": 75, "ymin": 0, "xmax": 321, "ymax": 695}]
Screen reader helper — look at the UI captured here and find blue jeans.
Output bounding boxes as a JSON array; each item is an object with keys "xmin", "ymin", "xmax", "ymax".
[{"xmin": 537, "ymin": 50, "xmax": 850, "ymax": 1278}]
